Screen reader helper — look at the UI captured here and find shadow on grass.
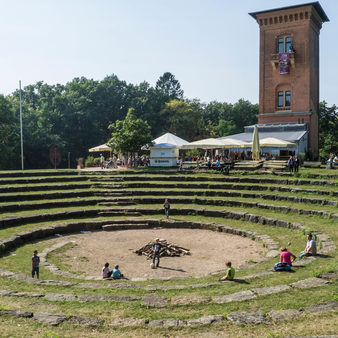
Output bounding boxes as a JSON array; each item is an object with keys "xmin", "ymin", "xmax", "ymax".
[
  {"xmin": 157, "ymin": 266, "xmax": 186, "ymax": 272},
  {"xmin": 219, "ymin": 279, "xmax": 250, "ymax": 284}
]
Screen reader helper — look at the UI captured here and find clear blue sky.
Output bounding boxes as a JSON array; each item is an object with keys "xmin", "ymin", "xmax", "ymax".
[{"xmin": 1, "ymin": 0, "xmax": 337, "ymax": 105}]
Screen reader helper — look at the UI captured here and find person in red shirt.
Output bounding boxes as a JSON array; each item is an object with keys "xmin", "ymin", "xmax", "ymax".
[{"xmin": 280, "ymin": 247, "xmax": 296, "ymax": 267}]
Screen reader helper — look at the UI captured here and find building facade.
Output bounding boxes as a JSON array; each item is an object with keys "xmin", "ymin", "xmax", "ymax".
[{"xmin": 249, "ymin": 2, "xmax": 329, "ymax": 159}]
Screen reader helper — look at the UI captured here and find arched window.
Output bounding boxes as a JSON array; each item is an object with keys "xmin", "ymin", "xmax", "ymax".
[{"xmin": 277, "ymin": 90, "xmax": 291, "ymax": 108}]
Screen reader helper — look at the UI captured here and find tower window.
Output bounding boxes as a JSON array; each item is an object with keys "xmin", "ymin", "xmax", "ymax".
[
  {"xmin": 277, "ymin": 91, "xmax": 291, "ymax": 108},
  {"xmin": 285, "ymin": 91, "xmax": 291, "ymax": 106},
  {"xmin": 278, "ymin": 36, "xmax": 292, "ymax": 53},
  {"xmin": 278, "ymin": 91, "xmax": 284, "ymax": 107}
]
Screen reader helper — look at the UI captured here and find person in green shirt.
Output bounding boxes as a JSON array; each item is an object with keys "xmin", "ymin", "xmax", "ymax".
[{"xmin": 220, "ymin": 261, "xmax": 235, "ymax": 281}]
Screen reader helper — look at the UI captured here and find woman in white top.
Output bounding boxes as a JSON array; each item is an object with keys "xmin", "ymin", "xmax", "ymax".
[{"xmin": 299, "ymin": 234, "xmax": 317, "ymax": 259}]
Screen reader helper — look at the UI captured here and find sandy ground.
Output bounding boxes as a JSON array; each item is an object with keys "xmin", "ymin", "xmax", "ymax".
[{"xmin": 56, "ymin": 229, "xmax": 266, "ymax": 279}]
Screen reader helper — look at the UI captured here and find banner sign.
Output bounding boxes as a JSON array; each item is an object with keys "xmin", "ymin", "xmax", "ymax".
[{"xmin": 279, "ymin": 53, "xmax": 290, "ymax": 75}]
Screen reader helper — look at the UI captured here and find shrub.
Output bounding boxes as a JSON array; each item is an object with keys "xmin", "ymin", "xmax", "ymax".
[{"xmin": 85, "ymin": 156, "xmax": 100, "ymax": 167}]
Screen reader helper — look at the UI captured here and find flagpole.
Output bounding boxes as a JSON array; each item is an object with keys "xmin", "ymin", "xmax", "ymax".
[{"xmin": 19, "ymin": 80, "xmax": 24, "ymax": 170}]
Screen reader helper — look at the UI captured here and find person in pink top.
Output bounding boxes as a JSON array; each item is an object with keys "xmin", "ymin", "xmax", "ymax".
[{"xmin": 280, "ymin": 247, "xmax": 296, "ymax": 267}]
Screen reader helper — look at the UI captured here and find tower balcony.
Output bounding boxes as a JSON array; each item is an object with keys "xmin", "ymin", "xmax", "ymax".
[{"xmin": 271, "ymin": 52, "xmax": 295, "ymax": 70}]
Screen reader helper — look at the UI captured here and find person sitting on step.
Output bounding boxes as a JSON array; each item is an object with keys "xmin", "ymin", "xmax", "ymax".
[
  {"xmin": 219, "ymin": 261, "xmax": 235, "ymax": 281},
  {"xmin": 112, "ymin": 265, "xmax": 124, "ymax": 279},
  {"xmin": 102, "ymin": 262, "xmax": 112, "ymax": 279},
  {"xmin": 299, "ymin": 234, "xmax": 317, "ymax": 259}
]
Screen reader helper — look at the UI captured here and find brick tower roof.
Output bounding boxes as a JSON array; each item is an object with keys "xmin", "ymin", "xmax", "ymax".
[{"xmin": 249, "ymin": 2, "xmax": 329, "ymax": 22}]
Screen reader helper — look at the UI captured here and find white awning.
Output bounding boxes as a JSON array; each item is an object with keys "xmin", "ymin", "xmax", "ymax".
[{"xmin": 88, "ymin": 144, "xmax": 112, "ymax": 152}]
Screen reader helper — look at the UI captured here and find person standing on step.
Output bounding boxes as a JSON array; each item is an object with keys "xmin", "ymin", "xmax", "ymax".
[
  {"xmin": 294, "ymin": 156, "xmax": 300, "ymax": 173},
  {"xmin": 32, "ymin": 250, "xmax": 40, "ymax": 279},
  {"xmin": 152, "ymin": 238, "xmax": 162, "ymax": 268},
  {"xmin": 287, "ymin": 156, "xmax": 294, "ymax": 174},
  {"xmin": 100, "ymin": 153, "xmax": 105, "ymax": 169},
  {"xmin": 163, "ymin": 199, "xmax": 170, "ymax": 219}
]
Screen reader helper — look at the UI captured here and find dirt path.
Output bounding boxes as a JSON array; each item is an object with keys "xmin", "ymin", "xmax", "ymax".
[{"xmin": 58, "ymin": 229, "xmax": 266, "ymax": 279}]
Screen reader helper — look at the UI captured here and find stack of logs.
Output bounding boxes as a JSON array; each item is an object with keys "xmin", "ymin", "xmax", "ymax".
[{"xmin": 135, "ymin": 239, "xmax": 190, "ymax": 259}]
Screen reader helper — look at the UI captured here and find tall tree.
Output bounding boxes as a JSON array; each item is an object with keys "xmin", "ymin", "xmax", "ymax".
[{"xmin": 155, "ymin": 72, "xmax": 184, "ymax": 100}]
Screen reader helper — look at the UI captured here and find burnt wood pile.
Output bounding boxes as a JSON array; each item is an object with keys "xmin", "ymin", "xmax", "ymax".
[{"xmin": 135, "ymin": 239, "xmax": 190, "ymax": 259}]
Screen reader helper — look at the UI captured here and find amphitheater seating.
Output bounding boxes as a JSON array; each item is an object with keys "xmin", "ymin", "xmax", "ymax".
[{"xmin": 0, "ymin": 168, "xmax": 337, "ymax": 336}]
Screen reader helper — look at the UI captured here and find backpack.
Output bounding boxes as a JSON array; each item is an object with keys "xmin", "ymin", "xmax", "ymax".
[{"xmin": 274, "ymin": 262, "xmax": 291, "ymax": 271}]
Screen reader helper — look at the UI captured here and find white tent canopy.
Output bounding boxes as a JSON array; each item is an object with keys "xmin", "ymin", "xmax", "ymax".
[
  {"xmin": 88, "ymin": 144, "xmax": 112, "ymax": 152},
  {"xmin": 220, "ymin": 138, "xmax": 249, "ymax": 148},
  {"xmin": 260, "ymin": 137, "xmax": 296, "ymax": 147},
  {"xmin": 152, "ymin": 133, "xmax": 189, "ymax": 147},
  {"xmin": 246, "ymin": 137, "xmax": 296, "ymax": 148},
  {"xmin": 181, "ymin": 138, "xmax": 226, "ymax": 149}
]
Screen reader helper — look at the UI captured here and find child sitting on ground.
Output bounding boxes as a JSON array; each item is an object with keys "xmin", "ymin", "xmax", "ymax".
[
  {"xmin": 102, "ymin": 262, "xmax": 112, "ymax": 279},
  {"xmin": 112, "ymin": 265, "xmax": 124, "ymax": 280},
  {"xmin": 219, "ymin": 261, "xmax": 235, "ymax": 281}
]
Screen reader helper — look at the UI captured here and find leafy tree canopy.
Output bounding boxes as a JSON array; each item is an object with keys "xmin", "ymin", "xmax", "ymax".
[
  {"xmin": 319, "ymin": 101, "xmax": 337, "ymax": 161},
  {"xmin": 108, "ymin": 108, "xmax": 152, "ymax": 154}
]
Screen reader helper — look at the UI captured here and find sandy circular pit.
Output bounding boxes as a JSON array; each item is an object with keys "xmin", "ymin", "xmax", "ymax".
[{"xmin": 55, "ymin": 229, "xmax": 265, "ymax": 279}]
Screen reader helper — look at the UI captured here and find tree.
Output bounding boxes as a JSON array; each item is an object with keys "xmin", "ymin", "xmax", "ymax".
[
  {"xmin": 0, "ymin": 95, "xmax": 20, "ymax": 169},
  {"xmin": 108, "ymin": 108, "xmax": 152, "ymax": 155},
  {"xmin": 202, "ymin": 101, "xmax": 233, "ymax": 125},
  {"xmin": 319, "ymin": 101, "xmax": 338, "ymax": 162},
  {"xmin": 158, "ymin": 100, "xmax": 205, "ymax": 141},
  {"xmin": 216, "ymin": 119, "xmax": 236, "ymax": 137},
  {"xmin": 231, "ymin": 99, "xmax": 258, "ymax": 133},
  {"xmin": 155, "ymin": 72, "xmax": 184, "ymax": 100}
]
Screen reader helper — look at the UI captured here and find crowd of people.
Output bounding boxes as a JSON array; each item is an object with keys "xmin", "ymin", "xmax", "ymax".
[{"xmin": 99, "ymin": 154, "xmax": 150, "ymax": 169}]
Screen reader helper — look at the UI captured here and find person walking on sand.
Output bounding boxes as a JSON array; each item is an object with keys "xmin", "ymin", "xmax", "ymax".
[
  {"xmin": 163, "ymin": 199, "xmax": 170, "ymax": 219},
  {"xmin": 32, "ymin": 250, "xmax": 40, "ymax": 279},
  {"xmin": 152, "ymin": 238, "xmax": 162, "ymax": 268}
]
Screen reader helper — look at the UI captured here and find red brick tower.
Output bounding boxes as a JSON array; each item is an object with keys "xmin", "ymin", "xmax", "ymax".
[{"xmin": 249, "ymin": 2, "xmax": 329, "ymax": 159}]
